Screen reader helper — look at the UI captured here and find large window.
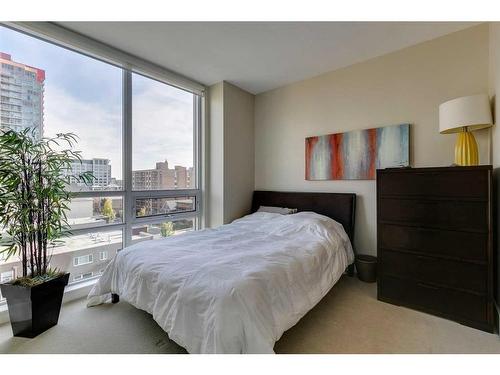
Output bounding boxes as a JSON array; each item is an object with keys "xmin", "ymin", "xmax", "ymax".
[{"xmin": 0, "ymin": 25, "xmax": 202, "ymax": 295}]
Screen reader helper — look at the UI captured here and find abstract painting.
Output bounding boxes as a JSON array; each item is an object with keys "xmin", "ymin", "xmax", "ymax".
[{"xmin": 305, "ymin": 123, "xmax": 410, "ymax": 180}]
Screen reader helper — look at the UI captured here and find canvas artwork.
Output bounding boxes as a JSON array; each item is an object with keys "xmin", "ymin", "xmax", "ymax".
[{"xmin": 305, "ymin": 123, "xmax": 410, "ymax": 180}]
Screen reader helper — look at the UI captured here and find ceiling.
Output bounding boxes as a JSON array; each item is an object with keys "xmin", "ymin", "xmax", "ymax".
[{"xmin": 57, "ymin": 22, "xmax": 479, "ymax": 94}]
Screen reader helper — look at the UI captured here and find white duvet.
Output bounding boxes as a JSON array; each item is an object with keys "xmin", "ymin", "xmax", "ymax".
[{"xmin": 87, "ymin": 211, "xmax": 354, "ymax": 353}]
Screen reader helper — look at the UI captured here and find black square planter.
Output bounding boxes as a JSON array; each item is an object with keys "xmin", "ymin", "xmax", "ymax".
[{"xmin": 0, "ymin": 273, "xmax": 69, "ymax": 338}]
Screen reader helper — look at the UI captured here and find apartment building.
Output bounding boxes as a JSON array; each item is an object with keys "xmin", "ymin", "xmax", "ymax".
[
  {"xmin": 0, "ymin": 52, "xmax": 44, "ymax": 138},
  {"xmin": 132, "ymin": 160, "xmax": 194, "ymax": 190}
]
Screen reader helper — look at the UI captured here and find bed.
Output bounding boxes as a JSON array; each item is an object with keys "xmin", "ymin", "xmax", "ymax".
[{"xmin": 87, "ymin": 191, "xmax": 356, "ymax": 353}]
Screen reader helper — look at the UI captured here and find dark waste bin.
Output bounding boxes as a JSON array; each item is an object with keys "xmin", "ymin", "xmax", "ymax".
[{"xmin": 355, "ymin": 254, "xmax": 377, "ymax": 283}]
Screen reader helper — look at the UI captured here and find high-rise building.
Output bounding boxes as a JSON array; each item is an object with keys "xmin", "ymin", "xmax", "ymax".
[
  {"xmin": 0, "ymin": 52, "xmax": 45, "ymax": 138},
  {"xmin": 66, "ymin": 158, "xmax": 112, "ymax": 190}
]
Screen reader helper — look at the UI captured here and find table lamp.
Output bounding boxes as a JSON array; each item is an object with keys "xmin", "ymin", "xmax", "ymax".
[{"xmin": 439, "ymin": 94, "xmax": 493, "ymax": 166}]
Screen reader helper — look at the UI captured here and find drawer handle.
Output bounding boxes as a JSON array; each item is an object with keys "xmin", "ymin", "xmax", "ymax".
[{"xmin": 417, "ymin": 282, "xmax": 439, "ymax": 290}]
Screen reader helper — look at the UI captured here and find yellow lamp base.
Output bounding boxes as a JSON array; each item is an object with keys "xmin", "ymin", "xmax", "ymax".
[{"xmin": 454, "ymin": 130, "xmax": 478, "ymax": 166}]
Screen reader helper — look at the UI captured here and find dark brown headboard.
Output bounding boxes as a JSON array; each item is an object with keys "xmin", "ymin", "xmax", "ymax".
[{"xmin": 251, "ymin": 190, "xmax": 356, "ymax": 245}]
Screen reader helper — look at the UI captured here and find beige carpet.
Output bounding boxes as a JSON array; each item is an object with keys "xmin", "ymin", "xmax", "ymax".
[{"xmin": 1, "ymin": 276, "xmax": 499, "ymax": 354}]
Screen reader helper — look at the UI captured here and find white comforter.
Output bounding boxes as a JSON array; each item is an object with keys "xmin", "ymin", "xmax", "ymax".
[{"xmin": 87, "ymin": 211, "xmax": 354, "ymax": 353}]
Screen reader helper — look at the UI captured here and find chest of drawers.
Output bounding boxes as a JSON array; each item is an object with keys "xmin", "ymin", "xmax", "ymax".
[{"xmin": 377, "ymin": 166, "xmax": 497, "ymax": 333}]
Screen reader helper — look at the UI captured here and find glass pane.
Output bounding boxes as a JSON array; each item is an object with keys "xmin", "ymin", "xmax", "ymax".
[
  {"xmin": 0, "ymin": 229, "xmax": 123, "ymax": 288},
  {"xmin": 135, "ymin": 196, "xmax": 195, "ymax": 218},
  {"xmin": 132, "ymin": 73, "xmax": 196, "ymax": 190},
  {"xmin": 56, "ymin": 229, "xmax": 123, "ymax": 285},
  {"xmin": 0, "ymin": 26, "xmax": 123, "ymax": 193},
  {"xmin": 135, "ymin": 197, "xmax": 196, "ymax": 217},
  {"xmin": 132, "ymin": 218, "xmax": 194, "ymax": 244},
  {"xmin": 68, "ymin": 196, "xmax": 123, "ymax": 230}
]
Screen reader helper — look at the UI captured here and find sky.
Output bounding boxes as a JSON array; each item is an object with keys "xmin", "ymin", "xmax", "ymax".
[{"xmin": 0, "ymin": 26, "xmax": 195, "ymax": 180}]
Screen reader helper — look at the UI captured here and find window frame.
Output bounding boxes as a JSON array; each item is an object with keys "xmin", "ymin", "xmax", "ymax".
[
  {"xmin": 122, "ymin": 72, "xmax": 203, "ymax": 246},
  {"xmin": 0, "ymin": 23, "xmax": 206, "ymax": 290},
  {"xmin": 69, "ymin": 73, "xmax": 202, "ymax": 249}
]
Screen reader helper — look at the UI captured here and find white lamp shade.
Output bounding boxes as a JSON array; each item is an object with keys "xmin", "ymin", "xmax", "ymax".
[{"xmin": 439, "ymin": 94, "xmax": 492, "ymax": 134}]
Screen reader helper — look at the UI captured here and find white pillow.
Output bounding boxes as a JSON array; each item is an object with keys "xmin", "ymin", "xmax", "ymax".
[{"xmin": 257, "ymin": 205, "xmax": 298, "ymax": 215}]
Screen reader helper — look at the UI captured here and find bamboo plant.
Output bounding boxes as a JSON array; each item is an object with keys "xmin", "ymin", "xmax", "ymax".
[{"xmin": 0, "ymin": 129, "xmax": 93, "ymax": 285}]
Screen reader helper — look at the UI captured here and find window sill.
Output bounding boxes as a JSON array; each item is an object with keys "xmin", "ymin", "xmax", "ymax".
[{"xmin": 0, "ymin": 278, "xmax": 98, "ymax": 325}]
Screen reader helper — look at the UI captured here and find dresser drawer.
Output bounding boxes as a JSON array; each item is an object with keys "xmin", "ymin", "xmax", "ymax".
[
  {"xmin": 379, "ymin": 198, "xmax": 488, "ymax": 232},
  {"xmin": 379, "ymin": 224, "xmax": 488, "ymax": 262},
  {"xmin": 378, "ymin": 170, "xmax": 488, "ymax": 198},
  {"xmin": 379, "ymin": 249, "xmax": 487, "ymax": 294},
  {"xmin": 378, "ymin": 275, "xmax": 488, "ymax": 324}
]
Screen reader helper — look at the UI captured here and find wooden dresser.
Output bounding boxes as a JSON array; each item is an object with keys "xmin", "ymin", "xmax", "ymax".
[{"xmin": 377, "ymin": 166, "xmax": 497, "ymax": 333}]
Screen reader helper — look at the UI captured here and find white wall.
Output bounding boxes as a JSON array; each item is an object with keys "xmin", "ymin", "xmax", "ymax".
[
  {"xmin": 208, "ymin": 81, "xmax": 255, "ymax": 227},
  {"xmin": 255, "ymin": 24, "xmax": 490, "ymax": 255},
  {"xmin": 208, "ymin": 82, "xmax": 225, "ymax": 227},
  {"xmin": 223, "ymin": 83, "xmax": 255, "ymax": 223}
]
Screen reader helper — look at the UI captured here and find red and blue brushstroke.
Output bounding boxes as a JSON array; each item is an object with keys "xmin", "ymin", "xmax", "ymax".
[{"xmin": 305, "ymin": 123, "xmax": 409, "ymax": 180}]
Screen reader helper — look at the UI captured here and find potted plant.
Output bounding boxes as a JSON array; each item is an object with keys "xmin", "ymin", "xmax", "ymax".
[{"xmin": 0, "ymin": 129, "xmax": 93, "ymax": 338}]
